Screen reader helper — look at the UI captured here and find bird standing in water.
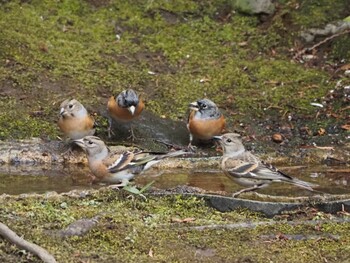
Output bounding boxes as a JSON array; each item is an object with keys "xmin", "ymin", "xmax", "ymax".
[
  {"xmin": 214, "ymin": 133, "xmax": 318, "ymax": 197},
  {"xmin": 74, "ymin": 136, "xmax": 189, "ymax": 188}
]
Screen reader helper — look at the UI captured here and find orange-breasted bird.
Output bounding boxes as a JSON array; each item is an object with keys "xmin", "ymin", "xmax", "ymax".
[
  {"xmin": 74, "ymin": 136, "xmax": 189, "ymax": 188},
  {"xmin": 58, "ymin": 99, "xmax": 95, "ymax": 140},
  {"xmin": 107, "ymin": 89, "xmax": 144, "ymax": 139},
  {"xmin": 187, "ymin": 98, "xmax": 225, "ymax": 148}
]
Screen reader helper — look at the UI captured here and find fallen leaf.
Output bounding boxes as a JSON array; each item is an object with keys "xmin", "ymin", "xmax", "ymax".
[
  {"xmin": 276, "ymin": 233, "xmax": 289, "ymax": 241},
  {"xmin": 148, "ymin": 248, "xmax": 153, "ymax": 258},
  {"xmin": 182, "ymin": 217, "xmax": 196, "ymax": 223},
  {"xmin": 340, "ymin": 64, "xmax": 350, "ymax": 71},
  {"xmin": 171, "ymin": 217, "xmax": 196, "ymax": 223},
  {"xmin": 341, "ymin": 124, "xmax": 350, "ymax": 130},
  {"xmin": 238, "ymin": 41, "xmax": 248, "ymax": 47},
  {"xmin": 317, "ymin": 128, "xmax": 326, "ymax": 136}
]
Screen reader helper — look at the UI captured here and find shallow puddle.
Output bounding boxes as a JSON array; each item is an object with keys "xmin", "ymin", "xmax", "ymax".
[{"xmin": 0, "ymin": 164, "xmax": 349, "ymax": 196}]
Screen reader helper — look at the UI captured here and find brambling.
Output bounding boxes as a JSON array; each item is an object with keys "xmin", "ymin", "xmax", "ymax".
[
  {"xmin": 58, "ymin": 99, "xmax": 95, "ymax": 140},
  {"xmin": 74, "ymin": 136, "xmax": 189, "ymax": 188},
  {"xmin": 214, "ymin": 133, "xmax": 317, "ymax": 197},
  {"xmin": 107, "ymin": 89, "xmax": 144, "ymax": 139},
  {"xmin": 187, "ymin": 98, "xmax": 225, "ymax": 147}
]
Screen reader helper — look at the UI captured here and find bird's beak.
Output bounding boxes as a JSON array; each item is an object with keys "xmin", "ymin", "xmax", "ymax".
[
  {"xmin": 73, "ymin": 138, "xmax": 86, "ymax": 148},
  {"xmin": 128, "ymin": 105, "xmax": 136, "ymax": 115},
  {"xmin": 189, "ymin": 101, "xmax": 199, "ymax": 111},
  {"xmin": 212, "ymin": 135, "xmax": 223, "ymax": 141},
  {"xmin": 60, "ymin": 108, "xmax": 65, "ymax": 116}
]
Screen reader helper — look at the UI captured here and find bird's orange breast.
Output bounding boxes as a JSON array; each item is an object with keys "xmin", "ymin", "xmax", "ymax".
[
  {"xmin": 89, "ymin": 160, "xmax": 110, "ymax": 180},
  {"xmin": 58, "ymin": 115, "xmax": 94, "ymax": 138},
  {"xmin": 107, "ymin": 96, "xmax": 144, "ymax": 122},
  {"xmin": 188, "ymin": 113, "xmax": 225, "ymax": 140}
]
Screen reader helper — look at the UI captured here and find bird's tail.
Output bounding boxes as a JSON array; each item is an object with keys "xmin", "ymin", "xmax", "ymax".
[
  {"xmin": 141, "ymin": 150, "xmax": 192, "ymax": 172},
  {"xmin": 158, "ymin": 149, "xmax": 192, "ymax": 159},
  {"xmin": 290, "ymin": 178, "xmax": 318, "ymax": 192}
]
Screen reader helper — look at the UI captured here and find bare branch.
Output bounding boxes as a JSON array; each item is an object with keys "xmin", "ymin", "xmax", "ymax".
[
  {"xmin": 293, "ymin": 29, "xmax": 350, "ymax": 61},
  {"xmin": 0, "ymin": 222, "xmax": 57, "ymax": 263}
]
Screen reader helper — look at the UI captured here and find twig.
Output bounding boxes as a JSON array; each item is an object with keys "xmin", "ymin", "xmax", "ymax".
[
  {"xmin": 293, "ymin": 29, "xmax": 350, "ymax": 61},
  {"xmin": 0, "ymin": 222, "xmax": 57, "ymax": 263}
]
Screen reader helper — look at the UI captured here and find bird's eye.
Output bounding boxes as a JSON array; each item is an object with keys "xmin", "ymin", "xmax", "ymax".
[
  {"xmin": 226, "ymin": 138, "xmax": 232, "ymax": 143},
  {"xmin": 88, "ymin": 140, "xmax": 93, "ymax": 145},
  {"xmin": 202, "ymin": 104, "xmax": 207, "ymax": 109},
  {"xmin": 68, "ymin": 104, "xmax": 73, "ymax": 109}
]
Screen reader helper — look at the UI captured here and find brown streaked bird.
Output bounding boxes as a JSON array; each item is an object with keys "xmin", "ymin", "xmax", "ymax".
[
  {"xmin": 74, "ymin": 136, "xmax": 189, "ymax": 188},
  {"xmin": 214, "ymin": 133, "xmax": 318, "ymax": 197},
  {"xmin": 107, "ymin": 89, "xmax": 144, "ymax": 139},
  {"xmin": 58, "ymin": 99, "xmax": 95, "ymax": 140},
  {"xmin": 187, "ymin": 98, "xmax": 225, "ymax": 148}
]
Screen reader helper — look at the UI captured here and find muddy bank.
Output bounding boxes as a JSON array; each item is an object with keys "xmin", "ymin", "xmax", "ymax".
[{"xmin": 0, "ymin": 137, "xmax": 348, "ymax": 166}]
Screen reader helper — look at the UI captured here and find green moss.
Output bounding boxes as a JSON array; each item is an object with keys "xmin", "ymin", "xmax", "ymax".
[
  {"xmin": 0, "ymin": 0, "xmax": 347, "ymax": 141},
  {"xmin": 291, "ymin": 0, "xmax": 350, "ymax": 28},
  {"xmin": 0, "ymin": 98, "xmax": 57, "ymax": 140},
  {"xmin": 0, "ymin": 191, "xmax": 349, "ymax": 262}
]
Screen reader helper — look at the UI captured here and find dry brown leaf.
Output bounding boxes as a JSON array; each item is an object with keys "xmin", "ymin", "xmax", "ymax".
[
  {"xmin": 317, "ymin": 128, "xmax": 326, "ymax": 136},
  {"xmin": 341, "ymin": 124, "xmax": 350, "ymax": 130},
  {"xmin": 171, "ymin": 217, "xmax": 196, "ymax": 223},
  {"xmin": 340, "ymin": 64, "xmax": 350, "ymax": 71},
  {"xmin": 238, "ymin": 41, "xmax": 248, "ymax": 47}
]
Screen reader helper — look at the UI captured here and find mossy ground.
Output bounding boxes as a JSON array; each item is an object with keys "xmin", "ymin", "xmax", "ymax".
[
  {"xmin": 0, "ymin": 0, "xmax": 348, "ymax": 144},
  {"xmin": 1, "ymin": 1, "xmax": 350, "ymax": 262},
  {"xmin": 1, "ymin": 190, "xmax": 349, "ymax": 262}
]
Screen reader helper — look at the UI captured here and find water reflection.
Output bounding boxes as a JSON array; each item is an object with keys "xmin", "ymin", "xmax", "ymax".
[{"xmin": 0, "ymin": 164, "xmax": 349, "ymax": 196}]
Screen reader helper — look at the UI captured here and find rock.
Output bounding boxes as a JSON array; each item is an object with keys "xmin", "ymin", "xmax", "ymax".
[
  {"xmin": 300, "ymin": 21, "xmax": 350, "ymax": 43},
  {"xmin": 53, "ymin": 217, "xmax": 100, "ymax": 238},
  {"xmin": 203, "ymin": 194, "xmax": 350, "ymax": 217},
  {"xmin": 232, "ymin": 0, "xmax": 276, "ymax": 16}
]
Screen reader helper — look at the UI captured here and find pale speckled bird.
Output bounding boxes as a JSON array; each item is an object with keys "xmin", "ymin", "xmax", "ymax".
[
  {"xmin": 187, "ymin": 98, "xmax": 225, "ymax": 148},
  {"xmin": 74, "ymin": 136, "xmax": 189, "ymax": 188},
  {"xmin": 107, "ymin": 89, "xmax": 144, "ymax": 139},
  {"xmin": 58, "ymin": 99, "xmax": 95, "ymax": 140},
  {"xmin": 214, "ymin": 133, "xmax": 318, "ymax": 197}
]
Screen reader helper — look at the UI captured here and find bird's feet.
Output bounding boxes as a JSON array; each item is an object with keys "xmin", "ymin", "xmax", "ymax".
[
  {"xmin": 108, "ymin": 184, "xmax": 122, "ymax": 190},
  {"xmin": 108, "ymin": 182, "xmax": 128, "ymax": 190},
  {"xmin": 127, "ymin": 127, "xmax": 140, "ymax": 142},
  {"xmin": 107, "ymin": 118, "xmax": 116, "ymax": 138},
  {"xmin": 232, "ymin": 185, "xmax": 262, "ymax": 198},
  {"xmin": 107, "ymin": 127, "xmax": 115, "ymax": 139},
  {"xmin": 187, "ymin": 143, "xmax": 197, "ymax": 152}
]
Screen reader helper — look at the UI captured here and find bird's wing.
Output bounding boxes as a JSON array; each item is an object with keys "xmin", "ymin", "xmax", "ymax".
[
  {"xmin": 103, "ymin": 151, "xmax": 135, "ymax": 172},
  {"xmin": 225, "ymin": 158, "xmax": 259, "ymax": 177},
  {"xmin": 258, "ymin": 160, "xmax": 294, "ymax": 180},
  {"xmin": 225, "ymin": 157, "xmax": 293, "ymax": 182},
  {"xmin": 129, "ymin": 152, "xmax": 157, "ymax": 166}
]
